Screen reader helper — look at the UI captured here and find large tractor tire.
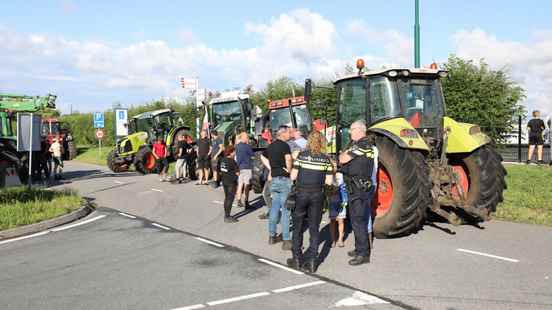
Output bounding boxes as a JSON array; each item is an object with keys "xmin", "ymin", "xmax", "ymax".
[
  {"xmin": 67, "ymin": 141, "xmax": 77, "ymax": 160},
  {"xmin": 134, "ymin": 147, "xmax": 157, "ymax": 174},
  {"xmin": 106, "ymin": 150, "xmax": 128, "ymax": 173},
  {"xmin": 251, "ymin": 152, "xmax": 266, "ymax": 194},
  {"xmin": 448, "ymin": 145, "xmax": 503, "ymax": 220},
  {"xmin": 489, "ymin": 146, "xmax": 507, "ymax": 203},
  {"xmin": 373, "ymin": 135, "xmax": 431, "ymax": 238}
]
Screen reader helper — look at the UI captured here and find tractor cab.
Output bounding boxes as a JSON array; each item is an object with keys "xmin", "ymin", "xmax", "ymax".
[
  {"xmin": 266, "ymin": 96, "xmax": 312, "ymax": 136},
  {"xmin": 334, "ymin": 67, "xmax": 447, "ymax": 151},
  {"xmin": 210, "ymin": 93, "xmax": 253, "ymax": 145}
]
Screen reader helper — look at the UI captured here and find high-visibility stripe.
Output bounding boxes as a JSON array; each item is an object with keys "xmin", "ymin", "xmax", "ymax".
[{"xmin": 296, "ymin": 162, "xmax": 332, "ymax": 171}]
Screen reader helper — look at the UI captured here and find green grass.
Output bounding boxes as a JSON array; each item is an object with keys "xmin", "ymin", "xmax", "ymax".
[
  {"xmin": 74, "ymin": 145, "xmax": 111, "ymax": 166},
  {"xmin": 496, "ymin": 164, "xmax": 552, "ymax": 226},
  {"xmin": 0, "ymin": 187, "xmax": 82, "ymax": 231}
]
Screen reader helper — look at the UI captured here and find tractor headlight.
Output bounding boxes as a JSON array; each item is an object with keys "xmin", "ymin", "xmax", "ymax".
[
  {"xmin": 387, "ymin": 70, "xmax": 398, "ymax": 78},
  {"xmin": 469, "ymin": 125, "xmax": 481, "ymax": 135}
]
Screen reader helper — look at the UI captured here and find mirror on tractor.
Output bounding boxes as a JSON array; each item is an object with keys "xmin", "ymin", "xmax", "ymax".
[{"xmin": 304, "ymin": 78, "xmax": 312, "ymax": 103}]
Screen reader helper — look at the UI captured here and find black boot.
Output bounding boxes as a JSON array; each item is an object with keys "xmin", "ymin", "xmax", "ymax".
[
  {"xmin": 286, "ymin": 257, "xmax": 302, "ymax": 269},
  {"xmin": 347, "ymin": 250, "xmax": 357, "ymax": 257},
  {"xmin": 348, "ymin": 255, "xmax": 370, "ymax": 266},
  {"xmin": 301, "ymin": 258, "xmax": 318, "ymax": 273}
]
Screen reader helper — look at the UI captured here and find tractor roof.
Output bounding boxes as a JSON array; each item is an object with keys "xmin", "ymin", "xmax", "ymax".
[
  {"xmin": 210, "ymin": 91, "xmax": 249, "ymax": 105},
  {"xmin": 132, "ymin": 108, "xmax": 172, "ymax": 119},
  {"xmin": 268, "ymin": 96, "xmax": 306, "ymax": 110},
  {"xmin": 334, "ymin": 67, "xmax": 447, "ymax": 84}
]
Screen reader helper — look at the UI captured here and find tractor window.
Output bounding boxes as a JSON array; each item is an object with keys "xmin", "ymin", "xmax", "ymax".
[
  {"xmin": 156, "ymin": 114, "xmax": 172, "ymax": 130},
  {"xmin": 135, "ymin": 118, "xmax": 153, "ymax": 133},
  {"xmin": 369, "ymin": 76, "xmax": 401, "ymax": 122},
  {"xmin": 50, "ymin": 123, "xmax": 61, "ymax": 134},
  {"xmin": 397, "ymin": 78, "xmax": 444, "ymax": 129},
  {"xmin": 292, "ymin": 105, "xmax": 312, "ymax": 133},
  {"xmin": 213, "ymin": 101, "xmax": 242, "ymax": 124},
  {"xmin": 270, "ymin": 108, "xmax": 292, "ymax": 131},
  {"xmin": 337, "ymin": 79, "xmax": 366, "ymax": 148}
]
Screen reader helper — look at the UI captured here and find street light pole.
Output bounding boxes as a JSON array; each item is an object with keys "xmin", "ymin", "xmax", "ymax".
[{"xmin": 414, "ymin": 0, "xmax": 421, "ymax": 68}]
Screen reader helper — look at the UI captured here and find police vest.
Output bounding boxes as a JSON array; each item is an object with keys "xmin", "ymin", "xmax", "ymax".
[{"xmin": 294, "ymin": 150, "xmax": 333, "ymax": 191}]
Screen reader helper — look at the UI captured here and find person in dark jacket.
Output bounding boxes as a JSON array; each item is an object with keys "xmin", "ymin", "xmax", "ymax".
[
  {"xmin": 286, "ymin": 131, "xmax": 333, "ymax": 273},
  {"xmin": 219, "ymin": 146, "xmax": 239, "ymax": 223}
]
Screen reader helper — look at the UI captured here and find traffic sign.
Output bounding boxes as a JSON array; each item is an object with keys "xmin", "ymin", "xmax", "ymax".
[
  {"xmin": 94, "ymin": 112, "xmax": 105, "ymax": 128},
  {"xmin": 95, "ymin": 129, "xmax": 105, "ymax": 140},
  {"xmin": 114, "ymin": 108, "xmax": 128, "ymax": 137}
]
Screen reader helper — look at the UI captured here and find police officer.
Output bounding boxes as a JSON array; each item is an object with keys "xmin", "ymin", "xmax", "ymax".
[
  {"xmin": 339, "ymin": 120, "xmax": 377, "ymax": 266},
  {"xmin": 287, "ymin": 131, "xmax": 333, "ymax": 273}
]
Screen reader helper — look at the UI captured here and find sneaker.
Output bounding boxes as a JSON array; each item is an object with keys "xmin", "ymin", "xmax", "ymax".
[
  {"xmin": 268, "ymin": 235, "xmax": 282, "ymax": 245},
  {"xmin": 281, "ymin": 240, "xmax": 292, "ymax": 251},
  {"xmin": 258, "ymin": 212, "xmax": 269, "ymax": 220},
  {"xmin": 237, "ymin": 201, "xmax": 245, "ymax": 208},
  {"xmin": 348, "ymin": 255, "xmax": 370, "ymax": 266},
  {"xmin": 526, "ymin": 160, "xmax": 531, "ymax": 165},
  {"xmin": 224, "ymin": 217, "xmax": 239, "ymax": 223}
]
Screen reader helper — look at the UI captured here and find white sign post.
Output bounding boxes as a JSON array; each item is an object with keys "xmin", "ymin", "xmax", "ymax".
[
  {"xmin": 181, "ymin": 77, "xmax": 201, "ymax": 138},
  {"xmin": 114, "ymin": 108, "xmax": 129, "ymax": 138},
  {"xmin": 96, "ymin": 129, "xmax": 105, "ymax": 156}
]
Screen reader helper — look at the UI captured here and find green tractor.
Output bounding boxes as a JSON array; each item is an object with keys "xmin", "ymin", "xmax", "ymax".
[
  {"xmin": 0, "ymin": 93, "xmax": 57, "ymax": 186},
  {"xmin": 209, "ymin": 92, "xmax": 255, "ymax": 146},
  {"xmin": 107, "ymin": 109, "xmax": 191, "ymax": 174},
  {"xmin": 330, "ymin": 64, "xmax": 506, "ymax": 238}
]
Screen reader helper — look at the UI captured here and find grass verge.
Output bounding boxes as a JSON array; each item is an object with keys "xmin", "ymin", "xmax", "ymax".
[
  {"xmin": 74, "ymin": 146, "xmax": 111, "ymax": 166},
  {"xmin": 0, "ymin": 187, "xmax": 82, "ymax": 231},
  {"xmin": 496, "ymin": 164, "xmax": 552, "ymax": 226}
]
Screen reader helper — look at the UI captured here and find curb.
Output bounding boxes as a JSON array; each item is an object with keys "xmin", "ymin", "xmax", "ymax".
[{"xmin": 0, "ymin": 203, "xmax": 94, "ymax": 240}]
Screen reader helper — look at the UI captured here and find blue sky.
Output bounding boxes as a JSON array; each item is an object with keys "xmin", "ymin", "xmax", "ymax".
[{"xmin": 1, "ymin": 1, "xmax": 550, "ymax": 116}]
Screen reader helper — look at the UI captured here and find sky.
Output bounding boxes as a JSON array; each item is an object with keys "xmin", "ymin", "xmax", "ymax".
[{"xmin": 0, "ymin": 0, "xmax": 550, "ymax": 117}]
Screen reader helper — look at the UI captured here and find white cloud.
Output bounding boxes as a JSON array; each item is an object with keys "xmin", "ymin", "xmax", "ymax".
[{"xmin": 452, "ymin": 29, "xmax": 552, "ymax": 117}]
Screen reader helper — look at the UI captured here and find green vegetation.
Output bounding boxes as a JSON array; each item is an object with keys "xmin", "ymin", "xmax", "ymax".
[
  {"xmin": 0, "ymin": 187, "xmax": 82, "ymax": 231},
  {"xmin": 74, "ymin": 146, "xmax": 111, "ymax": 166},
  {"xmin": 496, "ymin": 164, "xmax": 552, "ymax": 226}
]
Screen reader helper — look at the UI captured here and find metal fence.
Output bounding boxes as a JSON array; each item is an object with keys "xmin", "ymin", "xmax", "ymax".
[{"xmin": 496, "ymin": 116, "xmax": 551, "ymax": 163}]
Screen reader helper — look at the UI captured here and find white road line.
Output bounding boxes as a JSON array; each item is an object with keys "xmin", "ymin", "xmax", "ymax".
[
  {"xmin": 206, "ymin": 292, "xmax": 270, "ymax": 306},
  {"xmin": 212, "ymin": 200, "xmax": 223, "ymax": 204},
  {"xmin": 272, "ymin": 280, "xmax": 326, "ymax": 293},
  {"xmin": 195, "ymin": 237, "xmax": 224, "ymax": 248},
  {"xmin": 257, "ymin": 258, "xmax": 304, "ymax": 275},
  {"xmin": 119, "ymin": 212, "xmax": 136, "ymax": 219},
  {"xmin": 457, "ymin": 248, "xmax": 520, "ymax": 263},
  {"xmin": 151, "ymin": 188, "xmax": 164, "ymax": 192},
  {"xmin": 0, "ymin": 231, "xmax": 50, "ymax": 245},
  {"xmin": 114, "ymin": 180, "xmax": 124, "ymax": 184},
  {"xmin": 335, "ymin": 291, "xmax": 389, "ymax": 306},
  {"xmin": 172, "ymin": 304, "xmax": 205, "ymax": 310},
  {"xmin": 152, "ymin": 223, "xmax": 171, "ymax": 231},
  {"xmin": 50, "ymin": 215, "xmax": 107, "ymax": 232}
]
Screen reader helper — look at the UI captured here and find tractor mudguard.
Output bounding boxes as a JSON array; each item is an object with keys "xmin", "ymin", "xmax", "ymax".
[
  {"xmin": 444, "ymin": 117, "xmax": 491, "ymax": 154},
  {"xmin": 118, "ymin": 132, "xmax": 148, "ymax": 156},
  {"xmin": 368, "ymin": 118, "xmax": 429, "ymax": 151}
]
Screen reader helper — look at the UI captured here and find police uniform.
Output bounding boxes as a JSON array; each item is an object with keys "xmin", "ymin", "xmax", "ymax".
[
  {"xmin": 291, "ymin": 150, "xmax": 333, "ymax": 268},
  {"xmin": 340, "ymin": 136, "xmax": 377, "ymax": 261}
]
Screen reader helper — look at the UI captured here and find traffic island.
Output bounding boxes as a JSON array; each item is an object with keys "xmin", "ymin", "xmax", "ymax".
[{"xmin": 0, "ymin": 187, "xmax": 92, "ymax": 240}]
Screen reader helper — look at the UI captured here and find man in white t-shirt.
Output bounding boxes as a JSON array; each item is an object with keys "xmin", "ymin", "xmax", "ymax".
[{"xmin": 49, "ymin": 137, "xmax": 64, "ymax": 179}]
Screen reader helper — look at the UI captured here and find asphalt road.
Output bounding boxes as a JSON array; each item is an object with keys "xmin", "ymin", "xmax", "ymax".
[{"xmin": 2, "ymin": 161, "xmax": 552, "ymax": 309}]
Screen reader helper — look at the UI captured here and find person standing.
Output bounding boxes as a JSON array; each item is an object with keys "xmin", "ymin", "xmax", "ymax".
[
  {"xmin": 261, "ymin": 125, "xmax": 293, "ymax": 250},
  {"xmin": 292, "ymin": 129, "xmax": 307, "ymax": 150},
  {"xmin": 49, "ymin": 136, "xmax": 64, "ymax": 180},
  {"xmin": 175, "ymin": 135, "xmax": 191, "ymax": 183},
  {"xmin": 286, "ymin": 131, "xmax": 333, "ymax": 273},
  {"xmin": 210, "ymin": 131, "xmax": 224, "ymax": 187},
  {"xmin": 152, "ymin": 137, "xmax": 169, "ymax": 181},
  {"xmin": 236, "ymin": 132, "xmax": 254, "ymax": 209},
  {"xmin": 196, "ymin": 130, "xmax": 211, "ymax": 185},
  {"xmin": 527, "ymin": 110, "xmax": 546, "ymax": 164},
  {"xmin": 329, "ymin": 171, "xmax": 348, "ymax": 248},
  {"xmin": 339, "ymin": 120, "xmax": 377, "ymax": 266},
  {"xmin": 219, "ymin": 146, "xmax": 239, "ymax": 223}
]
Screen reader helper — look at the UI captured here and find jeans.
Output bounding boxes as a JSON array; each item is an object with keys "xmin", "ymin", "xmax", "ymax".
[
  {"xmin": 268, "ymin": 177, "xmax": 291, "ymax": 241},
  {"xmin": 223, "ymin": 182, "xmax": 237, "ymax": 217},
  {"xmin": 349, "ymin": 191, "xmax": 374, "ymax": 257},
  {"xmin": 292, "ymin": 191, "xmax": 324, "ymax": 260},
  {"xmin": 175, "ymin": 159, "xmax": 187, "ymax": 179}
]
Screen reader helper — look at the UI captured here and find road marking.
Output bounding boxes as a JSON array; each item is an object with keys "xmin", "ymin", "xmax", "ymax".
[
  {"xmin": 195, "ymin": 237, "xmax": 224, "ymax": 248},
  {"xmin": 457, "ymin": 248, "xmax": 519, "ymax": 263},
  {"xmin": 0, "ymin": 231, "xmax": 50, "ymax": 245},
  {"xmin": 257, "ymin": 258, "xmax": 304, "ymax": 275},
  {"xmin": 151, "ymin": 188, "xmax": 164, "ymax": 192},
  {"xmin": 50, "ymin": 215, "xmax": 107, "ymax": 232},
  {"xmin": 152, "ymin": 223, "xmax": 171, "ymax": 230},
  {"xmin": 272, "ymin": 280, "xmax": 325, "ymax": 293},
  {"xmin": 172, "ymin": 304, "xmax": 205, "ymax": 310},
  {"xmin": 206, "ymin": 292, "xmax": 270, "ymax": 306},
  {"xmin": 212, "ymin": 200, "xmax": 223, "ymax": 204},
  {"xmin": 119, "ymin": 212, "xmax": 136, "ymax": 219},
  {"xmin": 114, "ymin": 180, "xmax": 124, "ymax": 184},
  {"xmin": 334, "ymin": 291, "xmax": 389, "ymax": 306}
]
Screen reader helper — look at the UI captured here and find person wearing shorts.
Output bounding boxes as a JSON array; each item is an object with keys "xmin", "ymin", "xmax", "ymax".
[
  {"xmin": 527, "ymin": 110, "xmax": 546, "ymax": 164},
  {"xmin": 196, "ymin": 130, "xmax": 211, "ymax": 185},
  {"xmin": 235, "ymin": 132, "xmax": 254, "ymax": 209},
  {"xmin": 329, "ymin": 172, "xmax": 347, "ymax": 248},
  {"xmin": 152, "ymin": 137, "xmax": 169, "ymax": 181}
]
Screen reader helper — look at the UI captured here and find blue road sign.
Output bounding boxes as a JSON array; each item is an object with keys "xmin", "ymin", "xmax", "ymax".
[{"xmin": 94, "ymin": 112, "xmax": 105, "ymax": 128}]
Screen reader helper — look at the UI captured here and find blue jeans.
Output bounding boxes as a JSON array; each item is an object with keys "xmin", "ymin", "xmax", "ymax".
[{"xmin": 269, "ymin": 177, "xmax": 292, "ymax": 241}]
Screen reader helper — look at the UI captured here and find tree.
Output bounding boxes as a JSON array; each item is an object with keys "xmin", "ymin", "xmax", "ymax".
[
  {"xmin": 442, "ymin": 55, "xmax": 525, "ymax": 143},
  {"xmin": 250, "ymin": 77, "xmax": 304, "ymax": 111}
]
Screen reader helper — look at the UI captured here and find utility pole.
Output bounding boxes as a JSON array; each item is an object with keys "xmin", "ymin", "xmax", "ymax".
[{"xmin": 414, "ymin": 0, "xmax": 421, "ymax": 68}]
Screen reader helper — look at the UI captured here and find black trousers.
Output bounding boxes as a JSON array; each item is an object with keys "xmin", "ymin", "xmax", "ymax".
[
  {"xmin": 292, "ymin": 191, "xmax": 324, "ymax": 260},
  {"xmin": 349, "ymin": 192, "xmax": 372, "ymax": 257},
  {"xmin": 223, "ymin": 182, "xmax": 237, "ymax": 217}
]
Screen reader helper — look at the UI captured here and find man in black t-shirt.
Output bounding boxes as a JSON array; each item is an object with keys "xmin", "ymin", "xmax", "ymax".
[
  {"xmin": 261, "ymin": 125, "xmax": 293, "ymax": 250},
  {"xmin": 196, "ymin": 130, "xmax": 211, "ymax": 185},
  {"xmin": 527, "ymin": 110, "xmax": 546, "ymax": 164},
  {"xmin": 175, "ymin": 135, "xmax": 192, "ymax": 183},
  {"xmin": 220, "ymin": 146, "xmax": 239, "ymax": 223}
]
